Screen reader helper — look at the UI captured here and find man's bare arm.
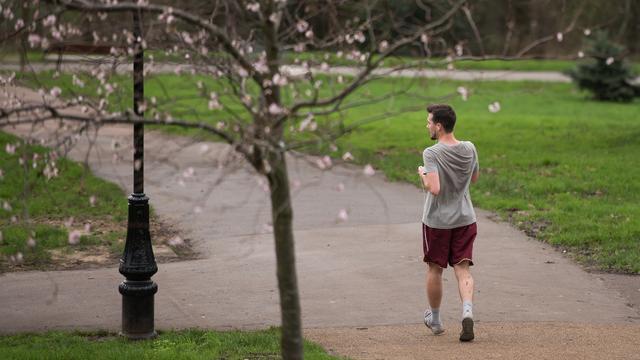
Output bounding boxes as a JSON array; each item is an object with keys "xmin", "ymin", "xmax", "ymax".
[{"xmin": 418, "ymin": 166, "xmax": 440, "ymax": 195}]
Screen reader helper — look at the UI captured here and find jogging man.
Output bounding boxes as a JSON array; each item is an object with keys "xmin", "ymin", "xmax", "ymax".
[{"xmin": 418, "ymin": 104, "xmax": 479, "ymax": 342}]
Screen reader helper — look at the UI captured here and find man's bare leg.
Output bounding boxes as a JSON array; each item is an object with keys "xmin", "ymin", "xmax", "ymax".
[
  {"xmin": 426, "ymin": 263, "xmax": 444, "ymax": 309},
  {"xmin": 453, "ymin": 261, "xmax": 474, "ymax": 306},
  {"xmin": 424, "ymin": 263, "xmax": 445, "ymax": 334}
]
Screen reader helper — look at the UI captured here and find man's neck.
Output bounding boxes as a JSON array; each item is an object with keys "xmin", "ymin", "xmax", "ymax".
[{"xmin": 437, "ymin": 133, "xmax": 459, "ymax": 145}]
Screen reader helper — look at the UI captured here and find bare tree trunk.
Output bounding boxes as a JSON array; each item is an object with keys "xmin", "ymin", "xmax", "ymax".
[{"xmin": 267, "ymin": 149, "xmax": 303, "ymax": 360}]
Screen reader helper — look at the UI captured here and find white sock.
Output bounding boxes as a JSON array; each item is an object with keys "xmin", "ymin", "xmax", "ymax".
[
  {"xmin": 431, "ymin": 308, "xmax": 441, "ymax": 324},
  {"xmin": 462, "ymin": 301, "xmax": 473, "ymax": 319}
]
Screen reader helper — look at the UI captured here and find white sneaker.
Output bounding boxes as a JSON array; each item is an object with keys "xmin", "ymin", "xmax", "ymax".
[{"xmin": 424, "ymin": 310, "xmax": 444, "ymax": 335}]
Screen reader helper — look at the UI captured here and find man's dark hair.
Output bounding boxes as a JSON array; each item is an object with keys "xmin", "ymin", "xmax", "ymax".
[{"xmin": 427, "ymin": 104, "xmax": 456, "ymax": 133}]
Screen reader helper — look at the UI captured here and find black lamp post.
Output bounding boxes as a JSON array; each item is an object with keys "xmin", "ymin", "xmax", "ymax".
[{"xmin": 118, "ymin": 10, "xmax": 158, "ymax": 340}]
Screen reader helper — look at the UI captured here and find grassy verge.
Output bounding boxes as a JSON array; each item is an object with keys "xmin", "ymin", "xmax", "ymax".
[
  {"xmin": 8, "ymin": 70, "xmax": 640, "ymax": 273},
  {"xmin": 0, "ymin": 130, "xmax": 181, "ymax": 271},
  {"xmin": 0, "ymin": 328, "xmax": 342, "ymax": 360}
]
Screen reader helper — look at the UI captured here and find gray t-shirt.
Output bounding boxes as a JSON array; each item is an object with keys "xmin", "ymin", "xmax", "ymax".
[{"xmin": 422, "ymin": 141, "xmax": 479, "ymax": 229}]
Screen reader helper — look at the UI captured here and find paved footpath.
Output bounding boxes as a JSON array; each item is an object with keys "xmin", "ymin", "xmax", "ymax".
[
  {"xmin": 1, "ymin": 86, "xmax": 639, "ymax": 359},
  {"xmin": 2, "ymin": 59, "xmax": 639, "ymax": 83}
]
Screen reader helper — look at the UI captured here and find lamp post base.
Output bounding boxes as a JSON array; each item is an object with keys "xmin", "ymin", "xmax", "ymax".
[{"xmin": 119, "ymin": 279, "xmax": 158, "ymax": 340}]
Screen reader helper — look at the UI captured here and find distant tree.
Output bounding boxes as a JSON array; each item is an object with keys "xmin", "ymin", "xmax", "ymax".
[{"xmin": 567, "ymin": 31, "xmax": 640, "ymax": 102}]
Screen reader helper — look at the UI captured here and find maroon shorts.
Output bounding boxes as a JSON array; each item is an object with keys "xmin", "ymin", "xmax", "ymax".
[{"xmin": 422, "ymin": 222, "xmax": 477, "ymax": 268}]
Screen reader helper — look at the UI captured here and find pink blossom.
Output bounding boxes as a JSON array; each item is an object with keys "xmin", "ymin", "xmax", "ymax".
[
  {"xmin": 578, "ymin": 51, "xmax": 584, "ymax": 58},
  {"xmin": 13, "ymin": 252, "xmax": 24, "ymax": 264},
  {"xmin": 268, "ymin": 103, "xmax": 284, "ymax": 115},
  {"xmin": 43, "ymin": 14, "xmax": 56, "ymax": 27},
  {"xmin": 14, "ymin": 19, "xmax": 24, "ymax": 31},
  {"xmin": 43, "ymin": 163, "xmax": 58, "ymax": 179},
  {"xmin": 305, "ymin": 30, "xmax": 314, "ymax": 39},
  {"xmin": 49, "ymin": 86, "xmax": 61, "ymax": 98},
  {"xmin": 378, "ymin": 40, "xmax": 389, "ymax": 52},
  {"xmin": 420, "ymin": 34, "xmax": 429, "ymax": 44},
  {"xmin": 183, "ymin": 167, "xmax": 195, "ymax": 178},
  {"xmin": 72, "ymin": 74, "xmax": 85, "ymax": 88},
  {"xmin": 584, "ymin": 29, "xmax": 591, "ymax": 36},
  {"xmin": 3, "ymin": 8, "xmax": 14, "ymax": 20},
  {"xmin": 27, "ymin": 34, "xmax": 42, "ymax": 48},
  {"xmin": 363, "ymin": 164, "xmax": 375, "ymax": 176},
  {"xmin": 237, "ymin": 67, "xmax": 249, "ymax": 78},
  {"xmin": 455, "ymin": 44, "xmax": 463, "ymax": 56},
  {"xmin": 261, "ymin": 159, "xmax": 272, "ymax": 175},
  {"xmin": 606, "ymin": 57, "xmax": 614, "ymax": 65},
  {"xmin": 68, "ymin": 230, "xmax": 81, "ymax": 245},
  {"xmin": 315, "ymin": 158, "xmax": 326, "ymax": 170},
  {"xmin": 181, "ymin": 31, "xmax": 193, "ymax": 45},
  {"xmin": 5, "ymin": 143, "xmax": 15, "ymax": 155},
  {"xmin": 322, "ymin": 155, "xmax": 332, "ymax": 168},
  {"xmin": 457, "ymin": 86, "xmax": 469, "ymax": 101},
  {"xmin": 337, "ymin": 209, "xmax": 349, "ymax": 222},
  {"xmin": 296, "ymin": 20, "xmax": 309, "ymax": 33},
  {"xmin": 299, "ymin": 114, "xmax": 314, "ymax": 131},
  {"xmin": 168, "ymin": 236, "xmax": 184, "ymax": 247},
  {"xmin": 272, "ymin": 73, "xmax": 288, "ymax": 86},
  {"xmin": 269, "ymin": 12, "xmax": 282, "ymax": 25},
  {"xmin": 342, "ymin": 152, "xmax": 354, "ymax": 161},
  {"xmin": 556, "ymin": 32, "xmax": 563, "ymax": 42},
  {"xmin": 246, "ymin": 2, "xmax": 260, "ymax": 12},
  {"xmin": 488, "ymin": 101, "xmax": 501, "ymax": 113}
]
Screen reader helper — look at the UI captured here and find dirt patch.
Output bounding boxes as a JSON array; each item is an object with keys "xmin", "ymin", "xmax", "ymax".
[
  {"xmin": 1, "ymin": 215, "xmax": 198, "ymax": 272},
  {"xmin": 305, "ymin": 323, "xmax": 640, "ymax": 360}
]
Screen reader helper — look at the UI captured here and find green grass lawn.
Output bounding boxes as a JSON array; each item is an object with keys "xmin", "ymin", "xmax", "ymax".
[
  {"xmin": 0, "ymin": 328, "xmax": 342, "ymax": 360},
  {"xmin": 9, "ymin": 69, "xmax": 640, "ymax": 273},
  {"xmin": 0, "ymin": 130, "xmax": 130, "ymax": 270},
  {"xmin": 3, "ymin": 49, "xmax": 639, "ymax": 73}
]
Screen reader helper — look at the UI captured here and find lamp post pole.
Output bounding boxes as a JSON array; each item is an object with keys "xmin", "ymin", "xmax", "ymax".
[{"xmin": 118, "ymin": 9, "xmax": 158, "ymax": 340}]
